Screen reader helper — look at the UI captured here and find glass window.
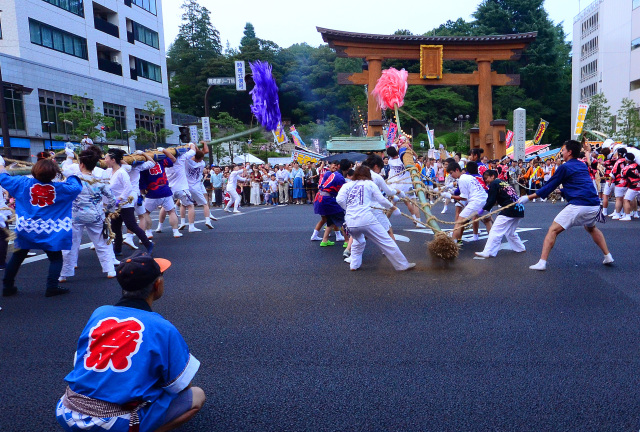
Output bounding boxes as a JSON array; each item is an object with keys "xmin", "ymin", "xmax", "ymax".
[
  {"xmin": 41, "ymin": 0, "xmax": 84, "ymax": 17},
  {"xmin": 135, "ymin": 108, "xmax": 165, "ymax": 141},
  {"xmin": 132, "ymin": 0, "xmax": 156, "ymax": 15},
  {"xmin": 29, "ymin": 24, "xmax": 41, "ymax": 44},
  {"xmin": 103, "ymin": 102, "xmax": 127, "ymax": 133},
  {"xmin": 38, "ymin": 90, "xmax": 85, "ymax": 134},
  {"xmin": 132, "ymin": 22, "xmax": 159, "ymax": 49},
  {"xmin": 634, "ymin": 0, "xmax": 640, "ymax": 10},
  {"xmin": 4, "ymin": 88, "xmax": 26, "ymax": 130},
  {"xmin": 28, "ymin": 19, "xmax": 88, "ymax": 60},
  {"xmin": 133, "ymin": 57, "xmax": 162, "ymax": 82},
  {"xmin": 41, "ymin": 27, "xmax": 53, "ymax": 48},
  {"xmin": 52, "ymin": 31, "xmax": 64, "ymax": 51},
  {"xmin": 633, "ymin": 37, "xmax": 640, "ymax": 51}
]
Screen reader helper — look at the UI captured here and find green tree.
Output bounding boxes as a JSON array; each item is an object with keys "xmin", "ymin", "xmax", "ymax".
[
  {"xmin": 472, "ymin": 0, "xmax": 572, "ymax": 145},
  {"xmin": 131, "ymin": 101, "xmax": 174, "ymax": 148},
  {"xmin": 166, "ymin": 0, "xmax": 222, "ymax": 116},
  {"xmin": 615, "ymin": 98, "xmax": 640, "ymax": 145},
  {"xmin": 583, "ymin": 93, "xmax": 613, "ymax": 137},
  {"xmin": 174, "ymin": 0, "xmax": 221, "ymax": 56},
  {"xmin": 58, "ymin": 95, "xmax": 116, "ymax": 143}
]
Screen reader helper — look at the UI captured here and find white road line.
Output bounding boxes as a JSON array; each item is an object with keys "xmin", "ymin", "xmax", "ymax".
[{"xmin": 20, "ymin": 206, "xmax": 279, "ymax": 265}]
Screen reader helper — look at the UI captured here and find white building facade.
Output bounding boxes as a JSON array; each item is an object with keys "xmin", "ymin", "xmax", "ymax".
[
  {"xmin": 0, "ymin": 0, "xmax": 178, "ymax": 158},
  {"xmin": 571, "ymin": 0, "xmax": 640, "ymax": 136}
]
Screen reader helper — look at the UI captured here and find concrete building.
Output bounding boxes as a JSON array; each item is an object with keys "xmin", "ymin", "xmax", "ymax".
[
  {"xmin": 571, "ymin": 0, "xmax": 640, "ymax": 137},
  {"xmin": 0, "ymin": 0, "xmax": 178, "ymax": 159}
]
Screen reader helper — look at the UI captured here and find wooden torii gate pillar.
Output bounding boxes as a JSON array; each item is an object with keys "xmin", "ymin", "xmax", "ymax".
[{"xmin": 318, "ymin": 28, "xmax": 537, "ymax": 159}]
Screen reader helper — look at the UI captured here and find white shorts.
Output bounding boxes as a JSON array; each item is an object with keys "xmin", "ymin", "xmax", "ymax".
[
  {"xmin": 459, "ymin": 200, "xmax": 485, "ymax": 219},
  {"xmin": 623, "ymin": 188, "xmax": 640, "ymax": 201},
  {"xmin": 554, "ymin": 204, "xmax": 600, "ymax": 229},
  {"xmin": 603, "ymin": 182, "xmax": 613, "ymax": 196},
  {"xmin": 144, "ymin": 196, "xmax": 175, "ymax": 213},
  {"xmin": 189, "ymin": 184, "xmax": 208, "ymax": 206},
  {"xmin": 614, "ymin": 186, "xmax": 628, "ymax": 198},
  {"xmin": 173, "ymin": 189, "xmax": 194, "ymax": 206}
]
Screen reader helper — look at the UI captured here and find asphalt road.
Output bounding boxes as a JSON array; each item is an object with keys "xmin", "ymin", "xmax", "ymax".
[{"xmin": 1, "ymin": 201, "xmax": 639, "ymax": 431}]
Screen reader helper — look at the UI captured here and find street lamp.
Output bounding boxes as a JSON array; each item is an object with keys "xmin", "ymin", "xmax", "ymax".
[
  {"xmin": 43, "ymin": 121, "xmax": 55, "ymax": 151},
  {"xmin": 122, "ymin": 130, "xmax": 129, "ymax": 153},
  {"xmin": 453, "ymin": 114, "xmax": 470, "ymax": 134}
]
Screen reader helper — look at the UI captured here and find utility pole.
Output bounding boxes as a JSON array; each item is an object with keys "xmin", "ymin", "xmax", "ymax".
[{"xmin": 204, "ymin": 85, "xmax": 214, "ymax": 167}]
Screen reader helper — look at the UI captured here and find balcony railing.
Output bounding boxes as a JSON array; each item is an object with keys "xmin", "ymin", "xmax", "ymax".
[
  {"xmin": 94, "ymin": 16, "xmax": 119, "ymax": 38},
  {"xmin": 127, "ymin": 30, "xmax": 135, "ymax": 44},
  {"xmin": 98, "ymin": 58, "xmax": 123, "ymax": 76}
]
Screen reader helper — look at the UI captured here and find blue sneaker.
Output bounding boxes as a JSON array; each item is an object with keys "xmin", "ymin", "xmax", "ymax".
[{"xmin": 146, "ymin": 241, "xmax": 154, "ymax": 256}]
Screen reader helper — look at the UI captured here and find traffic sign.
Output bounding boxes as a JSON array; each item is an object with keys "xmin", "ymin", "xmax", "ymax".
[{"xmin": 207, "ymin": 77, "xmax": 236, "ymax": 86}]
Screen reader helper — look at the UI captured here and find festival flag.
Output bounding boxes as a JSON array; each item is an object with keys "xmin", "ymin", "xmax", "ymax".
[
  {"xmin": 386, "ymin": 122, "xmax": 398, "ymax": 148},
  {"xmin": 573, "ymin": 104, "xmax": 590, "ymax": 137},
  {"xmin": 289, "ymin": 125, "xmax": 307, "ymax": 148},
  {"xmin": 272, "ymin": 121, "xmax": 288, "ymax": 145},
  {"xmin": 312, "ymin": 139, "xmax": 320, "ymax": 154},
  {"xmin": 505, "ymin": 130, "xmax": 514, "ymax": 148},
  {"xmin": 428, "ymin": 129, "xmax": 435, "ymax": 148},
  {"xmin": 532, "ymin": 119, "xmax": 549, "ymax": 145}
]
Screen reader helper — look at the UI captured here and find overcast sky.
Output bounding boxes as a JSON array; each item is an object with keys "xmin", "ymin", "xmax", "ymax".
[{"xmin": 161, "ymin": 0, "xmax": 584, "ymax": 51}]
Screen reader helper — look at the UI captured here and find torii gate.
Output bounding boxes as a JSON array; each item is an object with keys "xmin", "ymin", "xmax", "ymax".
[{"xmin": 317, "ymin": 27, "xmax": 537, "ymax": 159}]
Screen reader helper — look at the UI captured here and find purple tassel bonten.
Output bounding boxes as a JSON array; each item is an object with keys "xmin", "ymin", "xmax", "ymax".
[{"xmin": 249, "ymin": 61, "xmax": 281, "ymax": 132}]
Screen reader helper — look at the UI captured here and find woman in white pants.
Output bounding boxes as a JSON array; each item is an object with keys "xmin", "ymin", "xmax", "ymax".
[
  {"xmin": 224, "ymin": 165, "xmax": 248, "ymax": 213},
  {"xmin": 60, "ymin": 147, "xmax": 118, "ymax": 281},
  {"xmin": 336, "ymin": 165, "xmax": 415, "ymax": 271}
]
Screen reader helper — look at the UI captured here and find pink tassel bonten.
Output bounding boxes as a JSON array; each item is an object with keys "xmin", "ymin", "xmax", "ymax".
[{"xmin": 372, "ymin": 68, "xmax": 408, "ymax": 110}]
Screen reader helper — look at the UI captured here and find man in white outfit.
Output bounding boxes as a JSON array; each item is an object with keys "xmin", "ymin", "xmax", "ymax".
[
  {"xmin": 225, "ymin": 165, "xmax": 248, "ymax": 213},
  {"xmin": 276, "ymin": 165, "xmax": 290, "ymax": 205},
  {"xmin": 186, "ymin": 142, "xmax": 215, "ymax": 229},
  {"xmin": 162, "ymin": 143, "xmax": 200, "ymax": 233},
  {"xmin": 442, "ymin": 161, "xmax": 492, "ymax": 243},
  {"xmin": 337, "ymin": 165, "xmax": 415, "ymax": 271}
]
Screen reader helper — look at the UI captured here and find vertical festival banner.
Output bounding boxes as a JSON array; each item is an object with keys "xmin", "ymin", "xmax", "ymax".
[
  {"xmin": 289, "ymin": 125, "xmax": 306, "ymax": 148},
  {"xmin": 189, "ymin": 125, "xmax": 199, "ymax": 143},
  {"xmin": 312, "ymin": 139, "xmax": 320, "ymax": 154},
  {"xmin": 235, "ymin": 61, "xmax": 246, "ymax": 91},
  {"xmin": 201, "ymin": 117, "xmax": 211, "ymax": 142},
  {"xmin": 513, "ymin": 108, "xmax": 526, "ymax": 161},
  {"xmin": 532, "ymin": 119, "xmax": 549, "ymax": 145},
  {"xmin": 272, "ymin": 121, "xmax": 288, "ymax": 145},
  {"xmin": 505, "ymin": 130, "xmax": 514, "ymax": 148},
  {"xmin": 573, "ymin": 104, "xmax": 590, "ymax": 138},
  {"xmin": 386, "ymin": 122, "xmax": 398, "ymax": 147}
]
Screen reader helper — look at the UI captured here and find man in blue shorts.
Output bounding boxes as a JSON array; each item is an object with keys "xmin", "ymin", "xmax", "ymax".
[{"xmin": 56, "ymin": 253, "xmax": 205, "ymax": 432}]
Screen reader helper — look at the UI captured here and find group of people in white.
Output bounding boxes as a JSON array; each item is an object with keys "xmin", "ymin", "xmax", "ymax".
[
  {"xmin": 56, "ymin": 142, "xmax": 218, "ymax": 283},
  {"xmin": 313, "ymin": 137, "xmax": 629, "ymax": 272}
]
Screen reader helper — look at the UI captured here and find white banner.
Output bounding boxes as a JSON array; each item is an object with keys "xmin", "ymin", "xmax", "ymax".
[
  {"xmin": 235, "ymin": 61, "xmax": 246, "ymax": 91},
  {"xmin": 189, "ymin": 125, "xmax": 199, "ymax": 144},
  {"xmin": 513, "ymin": 108, "xmax": 526, "ymax": 161},
  {"xmin": 201, "ymin": 117, "xmax": 211, "ymax": 142}
]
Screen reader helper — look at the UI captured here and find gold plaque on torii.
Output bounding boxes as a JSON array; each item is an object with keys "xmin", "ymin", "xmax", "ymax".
[{"xmin": 420, "ymin": 45, "xmax": 443, "ymax": 79}]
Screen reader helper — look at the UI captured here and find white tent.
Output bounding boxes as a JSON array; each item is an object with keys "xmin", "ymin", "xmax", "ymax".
[
  {"xmin": 234, "ymin": 153, "xmax": 265, "ymax": 164},
  {"xmin": 217, "ymin": 153, "xmax": 265, "ymax": 166}
]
